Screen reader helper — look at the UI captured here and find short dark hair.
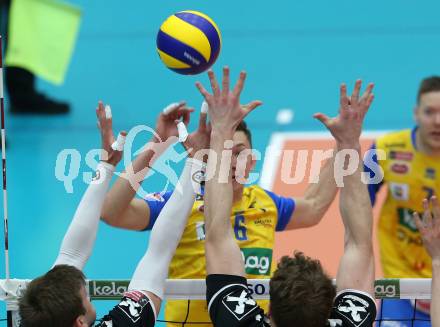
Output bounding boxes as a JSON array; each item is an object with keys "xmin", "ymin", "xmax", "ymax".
[
  {"xmin": 269, "ymin": 252, "xmax": 336, "ymax": 327},
  {"xmin": 19, "ymin": 265, "xmax": 86, "ymax": 327},
  {"xmin": 236, "ymin": 120, "xmax": 252, "ymax": 148},
  {"xmin": 417, "ymin": 76, "xmax": 440, "ymax": 103}
]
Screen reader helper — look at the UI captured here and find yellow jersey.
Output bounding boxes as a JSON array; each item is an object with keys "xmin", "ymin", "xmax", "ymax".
[
  {"xmin": 367, "ymin": 128, "xmax": 440, "ymax": 278},
  {"xmin": 145, "ymin": 185, "xmax": 295, "ymax": 326}
]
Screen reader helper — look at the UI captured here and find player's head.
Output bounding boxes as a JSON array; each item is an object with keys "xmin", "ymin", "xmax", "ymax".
[
  {"xmin": 19, "ymin": 265, "xmax": 96, "ymax": 327},
  {"xmin": 231, "ymin": 120, "xmax": 256, "ymax": 193},
  {"xmin": 414, "ymin": 76, "xmax": 440, "ymax": 152},
  {"xmin": 269, "ymin": 252, "xmax": 336, "ymax": 327}
]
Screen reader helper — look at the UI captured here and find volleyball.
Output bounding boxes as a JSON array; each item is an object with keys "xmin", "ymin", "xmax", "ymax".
[{"xmin": 156, "ymin": 10, "xmax": 222, "ymax": 75}]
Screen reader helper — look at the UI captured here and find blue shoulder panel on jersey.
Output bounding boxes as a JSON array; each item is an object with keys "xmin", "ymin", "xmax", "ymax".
[
  {"xmin": 143, "ymin": 190, "xmax": 173, "ymax": 230},
  {"xmin": 264, "ymin": 189, "xmax": 295, "ymax": 231},
  {"xmin": 411, "ymin": 127, "xmax": 418, "ymax": 150}
]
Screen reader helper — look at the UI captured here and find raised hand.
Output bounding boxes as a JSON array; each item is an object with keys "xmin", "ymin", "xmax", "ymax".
[
  {"xmin": 414, "ymin": 196, "xmax": 440, "ymax": 260},
  {"xmin": 314, "ymin": 80, "xmax": 374, "ymax": 147},
  {"xmin": 195, "ymin": 67, "xmax": 262, "ymax": 135},
  {"xmin": 155, "ymin": 102, "xmax": 194, "ymax": 142},
  {"xmin": 96, "ymin": 101, "xmax": 126, "ymax": 166}
]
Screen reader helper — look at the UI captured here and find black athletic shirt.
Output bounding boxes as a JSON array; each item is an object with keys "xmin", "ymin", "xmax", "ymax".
[{"xmin": 206, "ymin": 274, "xmax": 376, "ymax": 327}]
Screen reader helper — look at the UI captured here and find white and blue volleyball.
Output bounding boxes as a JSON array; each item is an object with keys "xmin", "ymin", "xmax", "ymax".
[{"xmin": 157, "ymin": 10, "xmax": 222, "ymax": 75}]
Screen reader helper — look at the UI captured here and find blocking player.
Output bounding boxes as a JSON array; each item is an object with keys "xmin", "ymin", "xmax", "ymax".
[
  {"xmin": 365, "ymin": 76, "xmax": 440, "ymax": 319},
  {"xmin": 101, "ymin": 84, "xmax": 339, "ymax": 326},
  {"xmin": 367, "ymin": 76, "xmax": 440, "ymax": 278},
  {"xmin": 18, "ymin": 101, "xmax": 207, "ymax": 326},
  {"xmin": 200, "ymin": 67, "xmax": 376, "ymax": 327}
]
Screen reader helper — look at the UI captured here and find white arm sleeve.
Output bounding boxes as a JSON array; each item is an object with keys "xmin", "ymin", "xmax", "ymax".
[
  {"xmin": 128, "ymin": 158, "xmax": 205, "ymax": 299},
  {"xmin": 53, "ymin": 162, "xmax": 115, "ymax": 270}
]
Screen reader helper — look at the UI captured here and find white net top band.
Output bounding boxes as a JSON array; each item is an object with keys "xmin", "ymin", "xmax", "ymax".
[{"xmin": 0, "ymin": 278, "xmax": 432, "ymax": 303}]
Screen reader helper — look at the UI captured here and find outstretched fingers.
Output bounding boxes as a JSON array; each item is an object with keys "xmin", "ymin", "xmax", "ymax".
[
  {"xmin": 242, "ymin": 100, "xmax": 263, "ymax": 114},
  {"xmin": 208, "ymin": 70, "xmax": 220, "ymax": 97},
  {"xmin": 414, "ymin": 211, "xmax": 425, "ymax": 233},
  {"xmin": 431, "ymin": 196, "xmax": 440, "ymax": 222},
  {"xmin": 423, "ymin": 198, "xmax": 434, "ymax": 227},
  {"xmin": 313, "ymin": 113, "xmax": 331, "ymax": 129},
  {"xmin": 351, "ymin": 79, "xmax": 362, "ymax": 104},
  {"xmin": 96, "ymin": 101, "xmax": 105, "ymax": 123},
  {"xmin": 363, "ymin": 83, "xmax": 375, "ymax": 99},
  {"xmin": 340, "ymin": 83, "xmax": 349, "ymax": 111},
  {"xmin": 232, "ymin": 71, "xmax": 247, "ymax": 99},
  {"xmin": 97, "ymin": 101, "xmax": 113, "ymax": 139},
  {"xmin": 196, "ymin": 82, "xmax": 212, "ymax": 102},
  {"xmin": 366, "ymin": 93, "xmax": 375, "ymax": 110},
  {"xmin": 163, "ymin": 101, "xmax": 187, "ymax": 116},
  {"xmin": 359, "ymin": 83, "xmax": 375, "ymax": 111},
  {"xmin": 221, "ymin": 66, "xmax": 230, "ymax": 97}
]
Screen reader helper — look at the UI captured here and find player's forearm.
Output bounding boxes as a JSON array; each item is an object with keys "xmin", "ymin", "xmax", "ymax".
[
  {"xmin": 129, "ymin": 158, "xmax": 202, "ymax": 298},
  {"xmin": 102, "ymin": 140, "xmax": 163, "ymax": 224},
  {"xmin": 302, "ymin": 149, "xmax": 338, "ymax": 224},
  {"xmin": 204, "ymin": 129, "xmax": 245, "ymax": 276},
  {"xmin": 432, "ymin": 259, "xmax": 440, "ymax": 327},
  {"xmin": 339, "ymin": 143, "xmax": 373, "ymax": 246},
  {"xmin": 148, "ymin": 158, "xmax": 203, "ymax": 227},
  {"xmin": 53, "ymin": 162, "xmax": 115, "ymax": 270},
  {"xmin": 205, "ymin": 130, "xmax": 234, "ymax": 238}
]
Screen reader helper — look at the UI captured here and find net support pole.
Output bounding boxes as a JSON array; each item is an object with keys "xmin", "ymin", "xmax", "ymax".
[{"xmin": 0, "ymin": 34, "xmax": 12, "ymax": 327}]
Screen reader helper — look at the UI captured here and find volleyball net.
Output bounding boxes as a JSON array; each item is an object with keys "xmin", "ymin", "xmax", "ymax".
[{"xmin": 0, "ymin": 278, "xmax": 434, "ymax": 326}]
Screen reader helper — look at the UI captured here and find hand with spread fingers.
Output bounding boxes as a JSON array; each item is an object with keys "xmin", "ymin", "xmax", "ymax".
[
  {"xmin": 154, "ymin": 102, "xmax": 194, "ymax": 142},
  {"xmin": 414, "ymin": 196, "xmax": 440, "ymax": 260},
  {"xmin": 195, "ymin": 67, "xmax": 262, "ymax": 135},
  {"xmin": 96, "ymin": 101, "xmax": 126, "ymax": 167},
  {"xmin": 314, "ymin": 80, "xmax": 374, "ymax": 148}
]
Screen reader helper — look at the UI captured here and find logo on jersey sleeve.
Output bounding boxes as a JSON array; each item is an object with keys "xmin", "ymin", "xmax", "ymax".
[
  {"xmin": 192, "ymin": 170, "xmax": 205, "ymax": 184},
  {"xmin": 335, "ymin": 293, "xmax": 372, "ymax": 327},
  {"xmin": 338, "ymin": 299, "xmax": 366, "ymax": 321},
  {"xmin": 117, "ymin": 291, "xmax": 150, "ymax": 323},
  {"xmin": 222, "ymin": 288, "xmax": 258, "ymax": 321},
  {"xmin": 92, "ymin": 170, "xmax": 101, "ymax": 181}
]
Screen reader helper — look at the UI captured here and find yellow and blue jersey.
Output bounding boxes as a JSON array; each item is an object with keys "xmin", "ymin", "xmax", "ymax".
[
  {"xmin": 365, "ymin": 128, "xmax": 440, "ymax": 278},
  {"xmin": 144, "ymin": 185, "xmax": 295, "ymax": 325}
]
